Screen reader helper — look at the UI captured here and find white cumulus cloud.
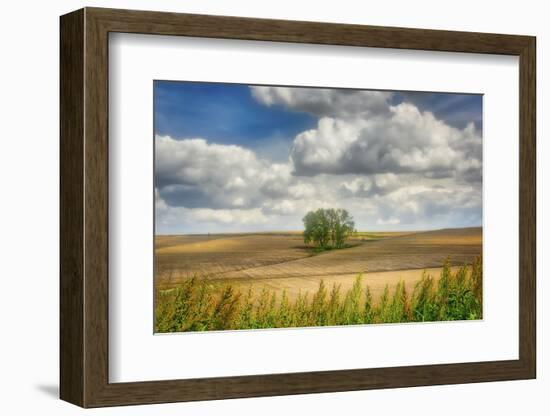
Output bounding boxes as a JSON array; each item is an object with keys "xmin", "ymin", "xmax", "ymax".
[
  {"xmin": 155, "ymin": 86, "xmax": 482, "ymax": 233},
  {"xmin": 250, "ymin": 86, "xmax": 393, "ymax": 119},
  {"xmin": 289, "ymin": 103, "xmax": 482, "ymax": 184}
]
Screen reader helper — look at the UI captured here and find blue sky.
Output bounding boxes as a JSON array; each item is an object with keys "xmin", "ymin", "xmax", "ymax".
[
  {"xmin": 155, "ymin": 81, "xmax": 481, "ymax": 159},
  {"xmin": 154, "ymin": 81, "xmax": 482, "ymax": 234},
  {"xmin": 155, "ymin": 81, "xmax": 316, "ymax": 161},
  {"xmin": 392, "ymin": 91, "xmax": 482, "ymax": 131}
]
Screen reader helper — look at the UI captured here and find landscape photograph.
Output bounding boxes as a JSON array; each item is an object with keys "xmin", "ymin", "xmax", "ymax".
[{"xmin": 154, "ymin": 81, "xmax": 483, "ymax": 333}]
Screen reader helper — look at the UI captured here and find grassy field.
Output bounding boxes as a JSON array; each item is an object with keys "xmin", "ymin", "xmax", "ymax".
[
  {"xmin": 155, "ymin": 258, "xmax": 482, "ymax": 332},
  {"xmin": 154, "ymin": 227, "xmax": 482, "ymax": 332}
]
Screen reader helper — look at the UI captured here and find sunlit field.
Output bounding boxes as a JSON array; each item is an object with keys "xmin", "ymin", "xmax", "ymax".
[{"xmin": 155, "ymin": 227, "xmax": 482, "ymax": 332}]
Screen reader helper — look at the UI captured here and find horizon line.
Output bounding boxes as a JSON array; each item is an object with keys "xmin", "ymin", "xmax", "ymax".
[{"xmin": 155, "ymin": 225, "xmax": 482, "ymax": 237}]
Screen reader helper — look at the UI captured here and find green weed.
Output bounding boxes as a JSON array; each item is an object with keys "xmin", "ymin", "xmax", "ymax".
[{"xmin": 155, "ymin": 257, "xmax": 483, "ymax": 332}]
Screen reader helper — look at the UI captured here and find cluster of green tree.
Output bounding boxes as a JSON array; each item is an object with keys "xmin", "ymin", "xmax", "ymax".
[{"xmin": 302, "ymin": 208, "xmax": 356, "ymax": 249}]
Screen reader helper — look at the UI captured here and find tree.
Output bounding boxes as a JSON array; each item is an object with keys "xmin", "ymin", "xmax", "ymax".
[
  {"xmin": 303, "ymin": 209, "xmax": 330, "ymax": 249},
  {"xmin": 303, "ymin": 208, "xmax": 355, "ymax": 249},
  {"xmin": 327, "ymin": 208, "xmax": 355, "ymax": 248}
]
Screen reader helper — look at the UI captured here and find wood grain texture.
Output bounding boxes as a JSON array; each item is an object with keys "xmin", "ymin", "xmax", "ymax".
[
  {"xmin": 59, "ymin": 8, "xmax": 84, "ymax": 406},
  {"xmin": 89, "ymin": 7, "xmax": 532, "ymax": 54},
  {"xmin": 59, "ymin": 7, "xmax": 537, "ymax": 408},
  {"xmin": 518, "ymin": 38, "xmax": 537, "ymax": 376},
  {"xmin": 83, "ymin": 10, "xmax": 110, "ymax": 406}
]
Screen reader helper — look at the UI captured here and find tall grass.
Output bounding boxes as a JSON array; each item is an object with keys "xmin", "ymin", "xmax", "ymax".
[{"xmin": 155, "ymin": 257, "xmax": 482, "ymax": 333}]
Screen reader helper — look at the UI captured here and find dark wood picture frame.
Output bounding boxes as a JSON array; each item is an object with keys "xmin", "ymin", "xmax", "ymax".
[{"xmin": 60, "ymin": 7, "xmax": 536, "ymax": 408}]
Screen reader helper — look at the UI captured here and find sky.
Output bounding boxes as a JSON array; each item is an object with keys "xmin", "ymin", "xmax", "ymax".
[{"xmin": 154, "ymin": 81, "xmax": 482, "ymax": 234}]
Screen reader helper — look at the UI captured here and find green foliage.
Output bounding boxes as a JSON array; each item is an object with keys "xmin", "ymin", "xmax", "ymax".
[
  {"xmin": 310, "ymin": 280, "xmax": 328, "ymax": 326},
  {"xmin": 303, "ymin": 209, "xmax": 330, "ymax": 249},
  {"xmin": 238, "ymin": 287, "xmax": 254, "ymax": 328},
  {"xmin": 363, "ymin": 286, "xmax": 375, "ymax": 324},
  {"xmin": 155, "ymin": 257, "xmax": 483, "ymax": 332},
  {"xmin": 341, "ymin": 275, "xmax": 363, "ymax": 325},
  {"xmin": 327, "ymin": 284, "xmax": 342, "ymax": 325},
  {"xmin": 211, "ymin": 286, "xmax": 241, "ymax": 330},
  {"xmin": 411, "ymin": 257, "xmax": 483, "ymax": 322},
  {"xmin": 379, "ymin": 281, "xmax": 411, "ymax": 323},
  {"xmin": 411, "ymin": 272, "xmax": 437, "ymax": 321},
  {"xmin": 303, "ymin": 208, "xmax": 355, "ymax": 249}
]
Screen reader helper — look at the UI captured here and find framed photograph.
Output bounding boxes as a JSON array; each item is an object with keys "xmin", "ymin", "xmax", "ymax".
[{"xmin": 60, "ymin": 7, "xmax": 536, "ymax": 407}]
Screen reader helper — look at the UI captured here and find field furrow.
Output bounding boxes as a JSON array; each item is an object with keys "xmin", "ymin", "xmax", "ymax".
[{"xmin": 155, "ymin": 227, "xmax": 482, "ymax": 295}]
